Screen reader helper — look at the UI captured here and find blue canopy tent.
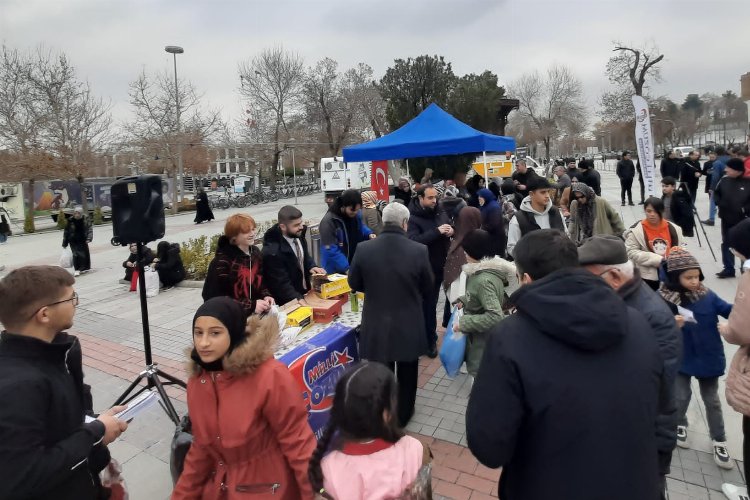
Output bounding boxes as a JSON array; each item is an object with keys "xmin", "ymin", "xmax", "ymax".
[{"xmin": 342, "ymin": 104, "xmax": 516, "ymax": 181}]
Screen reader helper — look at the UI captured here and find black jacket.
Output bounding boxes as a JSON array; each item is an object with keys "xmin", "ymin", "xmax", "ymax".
[
  {"xmin": 510, "ymin": 170, "xmax": 538, "ymax": 198},
  {"xmin": 616, "ymin": 159, "xmax": 636, "ymax": 180},
  {"xmin": 122, "ymin": 246, "xmax": 154, "ymax": 281},
  {"xmin": 407, "ymin": 198, "xmax": 451, "ymax": 276},
  {"xmin": 660, "ymin": 158, "xmax": 682, "ymax": 179},
  {"xmin": 0, "ymin": 332, "xmax": 109, "ymax": 500},
  {"xmin": 261, "ymin": 224, "xmax": 316, "ymax": 305},
  {"xmin": 154, "ymin": 243, "xmax": 186, "ymax": 287},
  {"xmin": 394, "ymin": 188, "xmax": 412, "ymax": 206},
  {"xmin": 664, "ymin": 186, "xmax": 695, "ymax": 237},
  {"xmin": 680, "ymin": 159, "xmax": 702, "ymax": 195},
  {"xmin": 702, "ymin": 160, "xmax": 715, "ymax": 193},
  {"xmin": 617, "ymin": 271, "xmax": 682, "ymax": 473},
  {"xmin": 62, "ymin": 216, "xmax": 92, "ymax": 247},
  {"xmin": 467, "ymin": 268, "xmax": 663, "ymax": 500},
  {"xmin": 439, "ymin": 197, "xmax": 466, "ymax": 226},
  {"xmin": 348, "ymin": 225, "xmax": 433, "ymax": 362},
  {"xmin": 579, "ymin": 168, "xmax": 602, "ymax": 195},
  {"xmin": 714, "ymin": 175, "xmax": 750, "ymax": 227}
]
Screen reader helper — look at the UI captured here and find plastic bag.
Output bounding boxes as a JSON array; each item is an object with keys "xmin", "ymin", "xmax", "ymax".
[
  {"xmin": 59, "ymin": 247, "xmax": 73, "ymax": 268},
  {"xmin": 137, "ymin": 268, "xmax": 160, "ymax": 298},
  {"xmin": 100, "ymin": 458, "xmax": 129, "ymax": 500},
  {"xmin": 439, "ymin": 307, "xmax": 465, "ymax": 378},
  {"xmin": 170, "ymin": 415, "xmax": 193, "ymax": 485}
]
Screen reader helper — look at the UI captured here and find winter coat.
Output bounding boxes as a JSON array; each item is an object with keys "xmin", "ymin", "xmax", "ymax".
[
  {"xmin": 0, "ymin": 332, "xmax": 110, "ymax": 500},
  {"xmin": 261, "ymin": 224, "xmax": 316, "ymax": 306},
  {"xmin": 724, "ymin": 264, "xmax": 750, "ymax": 416},
  {"xmin": 154, "ymin": 243, "xmax": 186, "ymax": 287},
  {"xmin": 194, "ymin": 191, "xmax": 215, "ymax": 223},
  {"xmin": 507, "ymin": 197, "xmax": 567, "ymax": 257},
  {"xmin": 439, "ymin": 197, "xmax": 466, "ymax": 226},
  {"xmin": 349, "ymin": 224, "xmax": 433, "ymax": 363},
  {"xmin": 361, "ymin": 206, "xmax": 384, "ymax": 235},
  {"xmin": 172, "ymin": 316, "xmax": 316, "ymax": 500},
  {"xmin": 122, "ymin": 246, "xmax": 155, "ymax": 281},
  {"xmin": 568, "ymin": 197, "xmax": 625, "ymax": 243},
  {"xmin": 579, "ymin": 169, "xmax": 601, "ymax": 195},
  {"xmin": 202, "ymin": 236, "xmax": 271, "ymax": 316},
  {"xmin": 663, "ymin": 187, "xmax": 695, "ymax": 237},
  {"xmin": 624, "ymin": 220, "xmax": 683, "ymax": 281},
  {"xmin": 394, "ymin": 187, "xmax": 413, "ymax": 206},
  {"xmin": 702, "ymin": 160, "xmax": 714, "ymax": 193},
  {"xmin": 510, "ymin": 169, "xmax": 538, "ymax": 198},
  {"xmin": 407, "ymin": 198, "xmax": 451, "ymax": 277},
  {"xmin": 616, "ymin": 271, "xmax": 681, "ymax": 472},
  {"xmin": 660, "ymin": 158, "xmax": 683, "ymax": 180},
  {"xmin": 680, "ymin": 159, "xmax": 702, "ymax": 196},
  {"xmin": 478, "ymin": 189, "xmax": 507, "ymax": 258},
  {"xmin": 62, "ymin": 215, "xmax": 92, "ymax": 247},
  {"xmin": 458, "ymin": 257, "xmax": 514, "ymax": 376},
  {"xmin": 466, "ymin": 268, "xmax": 663, "ymax": 500},
  {"xmin": 319, "ymin": 209, "xmax": 372, "ymax": 274},
  {"xmin": 616, "ymin": 159, "xmax": 636, "ymax": 180},
  {"xmin": 666, "ymin": 290, "xmax": 732, "ymax": 378},
  {"xmin": 711, "ymin": 155, "xmax": 731, "ymax": 190},
  {"xmin": 714, "ymin": 175, "xmax": 750, "ymax": 227}
]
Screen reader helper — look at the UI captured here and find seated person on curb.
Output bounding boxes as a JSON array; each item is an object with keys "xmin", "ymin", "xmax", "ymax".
[
  {"xmin": 262, "ymin": 206, "xmax": 326, "ymax": 306},
  {"xmin": 0, "ymin": 265, "xmax": 128, "ymax": 500},
  {"xmin": 151, "ymin": 241, "xmax": 186, "ymax": 289},
  {"xmin": 122, "ymin": 242, "xmax": 154, "ymax": 282}
]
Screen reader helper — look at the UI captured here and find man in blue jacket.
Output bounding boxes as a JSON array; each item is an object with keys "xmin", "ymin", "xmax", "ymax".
[
  {"xmin": 705, "ymin": 146, "xmax": 730, "ymax": 226},
  {"xmin": 319, "ymin": 189, "xmax": 373, "ymax": 274}
]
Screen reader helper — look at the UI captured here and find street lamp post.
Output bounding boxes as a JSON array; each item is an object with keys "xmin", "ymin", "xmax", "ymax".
[{"xmin": 165, "ymin": 45, "xmax": 184, "ymax": 208}]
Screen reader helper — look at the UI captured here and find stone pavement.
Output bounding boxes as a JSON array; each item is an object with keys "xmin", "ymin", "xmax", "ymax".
[{"xmin": 0, "ymin": 172, "xmax": 746, "ymax": 499}]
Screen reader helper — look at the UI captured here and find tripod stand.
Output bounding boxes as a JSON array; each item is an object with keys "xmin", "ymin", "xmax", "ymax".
[
  {"xmin": 679, "ymin": 182, "xmax": 717, "ymax": 262},
  {"xmin": 113, "ymin": 242, "xmax": 186, "ymax": 425}
]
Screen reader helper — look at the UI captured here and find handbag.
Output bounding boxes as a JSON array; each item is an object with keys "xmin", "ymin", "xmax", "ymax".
[
  {"xmin": 439, "ymin": 307, "xmax": 465, "ymax": 378},
  {"xmin": 170, "ymin": 415, "xmax": 193, "ymax": 485}
]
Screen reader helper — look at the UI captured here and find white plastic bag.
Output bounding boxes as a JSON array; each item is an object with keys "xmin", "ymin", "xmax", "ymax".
[
  {"xmin": 137, "ymin": 268, "xmax": 160, "ymax": 298},
  {"xmin": 59, "ymin": 247, "xmax": 73, "ymax": 268}
]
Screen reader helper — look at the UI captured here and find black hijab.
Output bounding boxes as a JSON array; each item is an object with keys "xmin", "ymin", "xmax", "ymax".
[{"xmin": 191, "ymin": 297, "xmax": 247, "ymax": 371}]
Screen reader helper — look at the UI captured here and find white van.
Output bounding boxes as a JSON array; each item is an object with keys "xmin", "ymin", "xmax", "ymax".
[{"xmin": 673, "ymin": 146, "xmax": 694, "ymax": 157}]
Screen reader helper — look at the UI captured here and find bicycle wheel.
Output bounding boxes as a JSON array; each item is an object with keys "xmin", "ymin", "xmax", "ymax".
[
  {"xmin": 218, "ymin": 198, "xmax": 229, "ymax": 210},
  {"xmin": 271, "ymin": 191, "xmax": 280, "ymax": 202},
  {"xmin": 236, "ymin": 196, "xmax": 248, "ymax": 208}
]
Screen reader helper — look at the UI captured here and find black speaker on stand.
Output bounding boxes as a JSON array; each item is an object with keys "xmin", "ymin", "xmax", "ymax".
[{"xmin": 110, "ymin": 175, "xmax": 185, "ymax": 425}]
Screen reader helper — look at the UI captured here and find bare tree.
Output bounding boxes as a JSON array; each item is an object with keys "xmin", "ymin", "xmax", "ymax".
[
  {"xmin": 607, "ymin": 42, "xmax": 664, "ymax": 97},
  {"xmin": 344, "ymin": 63, "xmax": 387, "ymax": 139},
  {"xmin": 127, "ymin": 69, "xmax": 223, "ymax": 212},
  {"xmin": 508, "ymin": 64, "xmax": 587, "ymax": 159},
  {"xmin": 238, "ymin": 46, "xmax": 304, "ymax": 191}
]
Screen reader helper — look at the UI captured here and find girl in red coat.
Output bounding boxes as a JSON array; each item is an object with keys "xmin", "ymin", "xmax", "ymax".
[{"xmin": 172, "ymin": 297, "xmax": 316, "ymax": 499}]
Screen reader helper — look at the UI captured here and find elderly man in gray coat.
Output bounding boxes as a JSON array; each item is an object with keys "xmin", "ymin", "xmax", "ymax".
[{"xmin": 348, "ymin": 202, "xmax": 434, "ymax": 426}]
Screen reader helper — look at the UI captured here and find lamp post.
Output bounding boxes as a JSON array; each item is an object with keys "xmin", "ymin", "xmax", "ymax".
[
  {"xmin": 165, "ymin": 45, "xmax": 184, "ymax": 209},
  {"xmin": 288, "ymin": 138, "xmax": 297, "ymax": 204}
]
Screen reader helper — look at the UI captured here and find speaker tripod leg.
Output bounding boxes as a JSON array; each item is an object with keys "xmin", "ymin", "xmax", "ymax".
[
  {"xmin": 113, "ymin": 372, "xmax": 148, "ymax": 406},
  {"xmin": 148, "ymin": 372, "xmax": 181, "ymax": 425},
  {"xmin": 156, "ymin": 368, "xmax": 188, "ymax": 389}
]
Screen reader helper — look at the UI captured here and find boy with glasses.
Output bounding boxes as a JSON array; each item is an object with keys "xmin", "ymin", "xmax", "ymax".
[{"xmin": 0, "ymin": 265, "xmax": 128, "ymax": 499}]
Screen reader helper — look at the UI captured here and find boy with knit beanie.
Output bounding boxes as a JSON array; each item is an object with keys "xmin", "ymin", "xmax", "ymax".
[{"xmin": 658, "ymin": 247, "xmax": 734, "ymax": 469}]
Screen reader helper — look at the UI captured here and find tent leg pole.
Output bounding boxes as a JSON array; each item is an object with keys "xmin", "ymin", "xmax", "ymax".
[{"xmin": 482, "ymin": 151, "xmax": 489, "ymax": 185}]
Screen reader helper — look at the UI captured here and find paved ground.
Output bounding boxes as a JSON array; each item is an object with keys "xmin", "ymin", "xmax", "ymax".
[{"xmin": 0, "ymin": 172, "xmax": 745, "ymax": 499}]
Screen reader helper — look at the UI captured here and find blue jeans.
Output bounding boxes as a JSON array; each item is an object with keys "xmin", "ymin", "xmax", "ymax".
[{"xmin": 708, "ymin": 193, "xmax": 716, "ymax": 221}]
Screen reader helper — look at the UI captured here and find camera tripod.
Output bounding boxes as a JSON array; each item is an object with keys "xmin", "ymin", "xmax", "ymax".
[
  {"xmin": 112, "ymin": 242, "xmax": 186, "ymax": 425},
  {"xmin": 679, "ymin": 182, "xmax": 717, "ymax": 262}
]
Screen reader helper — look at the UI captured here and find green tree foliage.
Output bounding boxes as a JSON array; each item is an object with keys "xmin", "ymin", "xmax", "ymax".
[
  {"xmin": 56, "ymin": 210, "xmax": 68, "ymax": 230},
  {"xmin": 92, "ymin": 207, "xmax": 104, "ymax": 225},
  {"xmin": 448, "ymin": 71, "xmax": 507, "ymax": 134}
]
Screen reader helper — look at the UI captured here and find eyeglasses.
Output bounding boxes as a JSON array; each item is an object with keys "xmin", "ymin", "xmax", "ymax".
[{"xmin": 29, "ymin": 292, "xmax": 79, "ymax": 319}]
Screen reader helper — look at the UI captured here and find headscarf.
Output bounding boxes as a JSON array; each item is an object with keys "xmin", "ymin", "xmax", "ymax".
[
  {"xmin": 191, "ymin": 297, "xmax": 248, "ymax": 371},
  {"xmin": 443, "ymin": 207, "xmax": 482, "ymax": 289},
  {"xmin": 477, "ymin": 188, "xmax": 500, "ymax": 218},
  {"xmin": 571, "ymin": 182, "xmax": 597, "ymax": 240},
  {"xmin": 361, "ymin": 191, "xmax": 378, "ymax": 209}
]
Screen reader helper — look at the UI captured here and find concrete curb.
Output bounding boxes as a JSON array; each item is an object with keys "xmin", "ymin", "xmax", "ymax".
[{"xmin": 117, "ymin": 278, "xmax": 204, "ymax": 289}]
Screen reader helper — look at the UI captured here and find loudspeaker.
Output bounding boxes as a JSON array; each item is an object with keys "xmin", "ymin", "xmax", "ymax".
[{"xmin": 111, "ymin": 175, "xmax": 166, "ymax": 245}]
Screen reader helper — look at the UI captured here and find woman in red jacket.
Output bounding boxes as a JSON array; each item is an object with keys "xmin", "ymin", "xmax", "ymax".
[{"xmin": 172, "ymin": 297, "xmax": 316, "ymax": 499}]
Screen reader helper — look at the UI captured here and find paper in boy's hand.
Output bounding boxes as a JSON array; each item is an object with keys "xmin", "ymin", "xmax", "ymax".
[{"xmin": 676, "ymin": 305, "xmax": 697, "ymax": 324}]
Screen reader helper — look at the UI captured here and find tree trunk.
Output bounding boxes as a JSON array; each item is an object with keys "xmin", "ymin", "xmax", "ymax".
[
  {"xmin": 544, "ymin": 137, "xmax": 551, "ymax": 160},
  {"xmin": 171, "ymin": 165, "xmax": 179, "ymax": 215},
  {"xmin": 77, "ymin": 175, "xmax": 89, "ymax": 212},
  {"xmin": 26, "ymin": 178, "xmax": 36, "ymax": 232}
]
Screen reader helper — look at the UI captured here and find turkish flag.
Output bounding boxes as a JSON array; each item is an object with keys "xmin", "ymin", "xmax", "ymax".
[{"xmin": 371, "ymin": 161, "xmax": 389, "ymax": 201}]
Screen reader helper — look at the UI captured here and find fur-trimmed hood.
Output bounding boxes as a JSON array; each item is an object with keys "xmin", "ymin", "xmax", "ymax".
[
  {"xmin": 462, "ymin": 256, "xmax": 516, "ymax": 279},
  {"xmin": 187, "ymin": 314, "xmax": 280, "ymax": 377}
]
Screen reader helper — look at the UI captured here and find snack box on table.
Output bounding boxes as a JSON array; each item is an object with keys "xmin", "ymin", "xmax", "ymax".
[
  {"xmin": 303, "ymin": 294, "xmax": 343, "ymax": 323},
  {"xmin": 312, "ymin": 273, "xmax": 351, "ymax": 299},
  {"xmin": 285, "ymin": 306, "xmax": 313, "ymax": 328}
]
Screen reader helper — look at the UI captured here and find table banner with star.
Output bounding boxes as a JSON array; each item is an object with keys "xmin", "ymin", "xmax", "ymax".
[{"xmin": 279, "ymin": 322, "xmax": 359, "ymax": 438}]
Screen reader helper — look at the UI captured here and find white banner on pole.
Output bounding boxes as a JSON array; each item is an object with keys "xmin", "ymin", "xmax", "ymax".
[{"xmin": 632, "ymin": 95, "xmax": 657, "ymax": 197}]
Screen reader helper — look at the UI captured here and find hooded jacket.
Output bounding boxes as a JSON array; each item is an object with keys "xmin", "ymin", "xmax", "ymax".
[
  {"xmin": 477, "ymin": 189, "xmax": 507, "ymax": 258},
  {"xmin": 319, "ymin": 208, "xmax": 372, "ymax": 274},
  {"xmin": 0, "ymin": 332, "xmax": 109, "ymax": 500},
  {"xmin": 438, "ymin": 196, "xmax": 467, "ymax": 226},
  {"xmin": 466, "ymin": 268, "xmax": 663, "ymax": 500},
  {"xmin": 154, "ymin": 242, "xmax": 186, "ymax": 287},
  {"xmin": 568, "ymin": 195, "xmax": 625, "ymax": 243},
  {"xmin": 62, "ymin": 215, "xmax": 93, "ymax": 247},
  {"xmin": 202, "ymin": 236, "xmax": 270, "ymax": 316},
  {"xmin": 407, "ymin": 198, "xmax": 451, "ymax": 276},
  {"xmin": 172, "ymin": 316, "xmax": 316, "ymax": 500},
  {"xmin": 725, "ymin": 262, "xmax": 750, "ymax": 416},
  {"xmin": 458, "ymin": 257, "xmax": 514, "ymax": 376},
  {"xmin": 506, "ymin": 197, "xmax": 567, "ymax": 257},
  {"xmin": 261, "ymin": 224, "xmax": 316, "ymax": 305}
]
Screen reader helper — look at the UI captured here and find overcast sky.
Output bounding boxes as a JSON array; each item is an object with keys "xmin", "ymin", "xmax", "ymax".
[{"xmin": 2, "ymin": 0, "xmax": 747, "ymax": 131}]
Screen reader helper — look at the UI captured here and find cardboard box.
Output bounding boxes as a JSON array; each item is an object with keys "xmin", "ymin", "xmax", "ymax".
[
  {"xmin": 312, "ymin": 273, "xmax": 351, "ymax": 299},
  {"xmin": 286, "ymin": 306, "xmax": 313, "ymax": 329},
  {"xmin": 304, "ymin": 294, "xmax": 343, "ymax": 323}
]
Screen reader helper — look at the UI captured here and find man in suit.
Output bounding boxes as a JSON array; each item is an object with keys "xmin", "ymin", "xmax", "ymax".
[
  {"xmin": 262, "ymin": 206, "xmax": 326, "ymax": 305},
  {"xmin": 348, "ymin": 203, "xmax": 434, "ymax": 426}
]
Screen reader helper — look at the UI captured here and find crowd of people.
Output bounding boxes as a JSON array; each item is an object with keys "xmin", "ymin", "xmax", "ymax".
[{"xmin": 1, "ymin": 146, "xmax": 750, "ymax": 500}]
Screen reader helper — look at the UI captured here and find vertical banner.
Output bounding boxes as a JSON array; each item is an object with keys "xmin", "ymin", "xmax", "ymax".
[
  {"xmin": 632, "ymin": 95, "xmax": 657, "ymax": 197},
  {"xmin": 371, "ymin": 160, "xmax": 389, "ymax": 201}
]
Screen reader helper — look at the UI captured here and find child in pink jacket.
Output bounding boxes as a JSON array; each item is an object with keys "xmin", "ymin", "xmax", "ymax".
[
  {"xmin": 720, "ymin": 219, "xmax": 750, "ymax": 500},
  {"xmin": 308, "ymin": 362, "xmax": 432, "ymax": 500}
]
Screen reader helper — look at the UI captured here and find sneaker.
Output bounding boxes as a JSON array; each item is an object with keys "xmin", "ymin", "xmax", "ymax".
[
  {"xmin": 74, "ymin": 270, "xmax": 80, "ymax": 277},
  {"xmin": 702, "ymin": 219, "xmax": 715, "ymax": 226},
  {"xmin": 722, "ymin": 483, "xmax": 749, "ymax": 500},
  {"xmin": 628, "ymin": 202, "xmax": 635, "ymax": 206},
  {"xmin": 713, "ymin": 441, "xmax": 734, "ymax": 469},
  {"xmin": 716, "ymin": 270, "xmax": 736, "ymax": 279},
  {"xmin": 638, "ymin": 200, "xmax": 645, "ymax": 205},
  {"xmin": 676, "ymin": 425, "xmax": 689, "ymax": 448},
  {"xmin": 621, "ymin": 201, "xmax": 626, "ymax": 206}
]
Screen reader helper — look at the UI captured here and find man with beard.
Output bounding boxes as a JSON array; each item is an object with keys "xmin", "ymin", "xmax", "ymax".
[
  {"xmin": 511, "ymin": 159, "xmax": 538, "ymax": 198},
  {"xmin": 262, "ymin": 206, "xmax": 327, "ymax": 305},
  {"xmin": 408, "ymin": 184, "xmax": 453, "ymax": 358},
  {"xmin": 319, "ymin": 189, "xmax": 374, "ymax": 274},
  {"xmin": 62, "ymin": 206, "xmax": 92, "ymax": 277}
]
